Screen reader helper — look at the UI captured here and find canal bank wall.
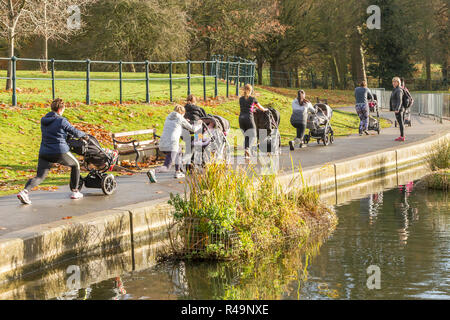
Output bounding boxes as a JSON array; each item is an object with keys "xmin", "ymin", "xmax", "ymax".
[{"xmin": 0, "ymin": 131, "xmax": 449, "ymax": 284}]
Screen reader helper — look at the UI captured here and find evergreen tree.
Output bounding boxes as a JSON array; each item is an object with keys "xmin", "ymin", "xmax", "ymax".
[{"xmin": 365, "ymin": 0, "xmax": 416, "ymax": 88}]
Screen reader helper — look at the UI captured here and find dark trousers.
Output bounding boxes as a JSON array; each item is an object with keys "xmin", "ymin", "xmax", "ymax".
[
  {"xmin": 395, "ymin": 111, "xmax": 405, "ymax": 137},
  {"xmin": 292, "ymin": 122, "xmax": 306, "ymax": 141},
  {"xmin": 163, "ymin": 151, "xmax": 181, "ymax": 171},
  {"xmin": 239, "ymin": 114, "xmax": 256, "ymax": 150},
  {"xmin": 25, "ymin": 152, "xmax": 80, "ymax": 192}
]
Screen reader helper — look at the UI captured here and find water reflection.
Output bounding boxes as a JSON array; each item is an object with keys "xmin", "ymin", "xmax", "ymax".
[{"xmin": 1, "ymin": 180, "xmax": 448, "ymax": 300}]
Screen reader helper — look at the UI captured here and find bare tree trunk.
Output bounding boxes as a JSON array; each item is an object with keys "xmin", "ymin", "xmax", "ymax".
[
  {"xmin": 337, "ymin": 51, "xmax": 348, "ymax": 90},
  {"xmin": 42, "ymin": 35, "xmax": 49, "ymax": 73},
  {"xmin": 257, "ymin": 57, "xmax": 263, "ymax": 85},
  {"xmin": 425, "ymin": 52, "xmax": 432, "ymax": 91},
  {"xmin": 322, "ymin": 68, "xmax": 329, "ymax": 89},
  {"xmin": 331, "ymin": 55, "xmax": 341, "ymax": 89},
  {"xmin": 351, "ymin": 26, "xmax": 367, "ymax": 86},
  {"xmin": 5, "ymin": 30, "xmax": 15, "ymax": 90},
  {"xmin": 42, "ymin": 3, "xmax": 48, "ymax": 73},
  {"xmin": 442, "ymin": 56, "xmax": 449, "ymax": 86},
  {"xmin": 269, "ymin": 58, "xmax": 288, "ymax": 88}
]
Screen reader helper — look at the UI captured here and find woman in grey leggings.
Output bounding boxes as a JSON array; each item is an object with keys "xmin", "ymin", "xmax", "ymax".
[{"xmin": 17, "ymin": 98, "xmax": 86, "ymax": 205}]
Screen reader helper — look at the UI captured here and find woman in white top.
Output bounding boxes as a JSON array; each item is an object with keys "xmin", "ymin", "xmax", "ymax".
[
  {"xmin": 147, "ymin": 105, "xmax": 198, "ymax": 182},
  {"xmin": 289, "ymin": 90, "xmax": 316, "ymax": 150}
]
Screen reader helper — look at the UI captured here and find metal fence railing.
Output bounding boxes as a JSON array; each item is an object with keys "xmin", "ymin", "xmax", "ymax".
[
  {"xmin": 259, "ymin": 68, "xmax": 449, "ymax": 91},
  {"xmin": 370, "ymin": 87, "xmax": 449, "ymax": 123},
  {"xmin": 0, "ymin": 56, "xmax": 256, "ymax": 106}
]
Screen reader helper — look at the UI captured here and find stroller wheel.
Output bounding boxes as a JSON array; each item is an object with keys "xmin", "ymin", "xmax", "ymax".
[
  {"xmin": 329, "ymin": 133, "xmax": 334, "ymax": 144},
  {"xmin": 303, "ymin": 135, "xmax": 310, "ymax": 145},
  {"xmin": 323, "ymin": 134, "xmax": 330, "ymax": 146},
  {"xmin": 101, "ymin": 174, "xmax": 117, "ymax": 195}
]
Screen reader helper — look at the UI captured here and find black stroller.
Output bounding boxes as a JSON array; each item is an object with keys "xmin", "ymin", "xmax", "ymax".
[
  {"xmin": 368, "ymin": 94, "xmax": 381, "ymax": 134},
  {"xmin": 304, "ymin": 103, "xmax": 334, "ymax": 146},
  {"xmin": 67, "ymin": 134, "xmax": 119, "ymax": 195},
  {"xmin": 254, "ymin": 107, "xmax": 281, "ymax": 154}
]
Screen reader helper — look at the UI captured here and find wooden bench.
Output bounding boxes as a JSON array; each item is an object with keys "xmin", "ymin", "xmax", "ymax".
[
  {"xmin": 316, "ymin": 98, "xmax": 328, "ymax": 104},
  {"xmin": 112, "ymin": 129, "xmax": 160, "ymax": 169}
]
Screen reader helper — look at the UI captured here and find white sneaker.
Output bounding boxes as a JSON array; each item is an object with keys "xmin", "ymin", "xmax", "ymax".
[
  {"xmin": 70, "ymin": 191, "xmax": 84, "ymax": 199},
  {"xmin": 147, "ymin": 169, "xmax": 157, "ymax": 183},
  {"xmin": 174, "ymin": 171, "xmax": 185, "ymax": 179},
  {"xmin": 17, "ymin": 190, "xmax": 31, "ymax": 205}
]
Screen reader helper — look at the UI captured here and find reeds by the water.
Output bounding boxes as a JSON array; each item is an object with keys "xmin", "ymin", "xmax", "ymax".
[{"xmin": 168, "ymin": 161, "xmax": 336, "ymax": 259}]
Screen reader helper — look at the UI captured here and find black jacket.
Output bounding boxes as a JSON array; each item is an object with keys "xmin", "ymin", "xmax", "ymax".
[
  {"xmin": 184, "ymin": 103, "xmax": 207, "ymax": 123},
  {"xmin": 390, "ymin": 86, "xmax": 404, "ymax": 112}
]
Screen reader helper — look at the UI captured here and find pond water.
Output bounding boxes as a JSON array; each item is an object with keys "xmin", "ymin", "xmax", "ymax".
[{"xmin": 1, "ymin": 180, "xmax": 449, "ymax": 300}]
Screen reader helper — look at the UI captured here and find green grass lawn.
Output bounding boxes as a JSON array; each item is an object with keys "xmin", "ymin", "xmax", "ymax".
[{"xmin": 0, "ymin": 71, "xmax": 387, "ymax": 196}]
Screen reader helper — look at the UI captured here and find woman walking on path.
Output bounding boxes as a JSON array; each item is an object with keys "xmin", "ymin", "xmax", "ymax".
[
  {"xmin": 239, "ymin": 84, "xmax": 267, "ymax": 159},
  {"xmin": 390, "ymin": 77, "xmax": 405, "ymax": 141},
  {"xmin": 289, "ymin": 90, "xmax": 315, "ymax": 150},
  {"xmin": 17, "ymin": 98, "xmax": 87, "ymax": 205},
  {"xmin": 147, "ymin": 105, "xmax": 197, "ymax": 182},
  {"xmin": 354, "ymin": 81, "xmax": 373, "ymax": 136},
  {"xmin": 184, "ymin": 94, "xmax": 207, "ymax": 124}
]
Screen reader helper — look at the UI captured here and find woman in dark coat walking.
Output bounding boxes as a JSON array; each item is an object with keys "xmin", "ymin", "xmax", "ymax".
[{"xmin": 390, "ymin": 77, "xmax": 405, "ymax": 141}]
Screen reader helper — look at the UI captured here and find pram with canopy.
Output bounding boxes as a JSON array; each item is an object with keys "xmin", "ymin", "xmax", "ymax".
[
  {"xmin": 185, "ymin": 114, "xmax": 231, "ymax": 169},
  {"xmin": 67, "ymin": 134, "xmax": 119, "ymax": 195},
  {"xmin": 303, "ymin": 103, "xmax": 334, "ymax": 146}
]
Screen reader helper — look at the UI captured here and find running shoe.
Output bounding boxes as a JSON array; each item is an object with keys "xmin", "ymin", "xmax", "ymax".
[
  {"xmin": 174, "ymin": 171, "xmax": 185, "ymax": 179},
  {"xmin": 395, "ymin": 136, "xmax": 405, "ymax": 141},
  {"xmin": 17, "ymin": 190, "xmax": 31, "ymax": 205},
  {"xmin": 289, "ymin": 141, "xmax": 295, "ymax": 151},
  {"xmin": 70, "ymin": 191, "xmax": 84, "ymax": 199},
  {"xmin": 147, "ymin": 169, "xmax": 157, "ymax": 183}
]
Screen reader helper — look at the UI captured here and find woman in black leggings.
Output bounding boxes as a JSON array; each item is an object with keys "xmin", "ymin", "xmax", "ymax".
[
  {"xmin": 239, "ymin": 84, "xmax": 267, "ymax": 159},
  {"xmin": 390, "ymin": 77, "xmax": 405, "ymax": 141},
  {"xmin": 17, "ymin": 98, "xmax": 86, "ymax": 205}
]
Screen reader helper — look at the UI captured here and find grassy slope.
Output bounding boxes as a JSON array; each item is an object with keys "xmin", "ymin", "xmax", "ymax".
[{"xmin": 0, "ymin": 71, "xmax": 373, "ymax": 196}]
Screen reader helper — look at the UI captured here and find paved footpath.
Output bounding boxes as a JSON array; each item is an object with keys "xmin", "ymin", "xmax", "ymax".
[{"xmin": 0, "ymin": 108, "xmax": 449, "ymax": 236}]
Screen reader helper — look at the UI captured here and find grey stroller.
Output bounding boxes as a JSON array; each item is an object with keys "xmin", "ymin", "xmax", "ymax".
[
  {"xmin": 304, "ymin": 103, "xmax": 334, "ymax": 146},
  {"xmin": 186, "ymin": 114, "xmax": 231, "ymax": 169}
]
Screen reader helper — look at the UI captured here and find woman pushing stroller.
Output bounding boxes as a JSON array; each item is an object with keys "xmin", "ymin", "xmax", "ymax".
[
  {"xmin": 289, "ymin": 90, "xmax": 316, "ymax": 150},
  {"xmin": 17, "ymin": 98, "xmax": 87, "ymax": 204},
  {"xmin": 147, "ymin": 104, "xmax": 200, "ymax": 183},
  {"xmin": 354, "ymin": 81, "xmax": 374, "ymax": 136},
  {"xmin": 239, "ymin": 84, "xmax": 268, "ymax": 159}
]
